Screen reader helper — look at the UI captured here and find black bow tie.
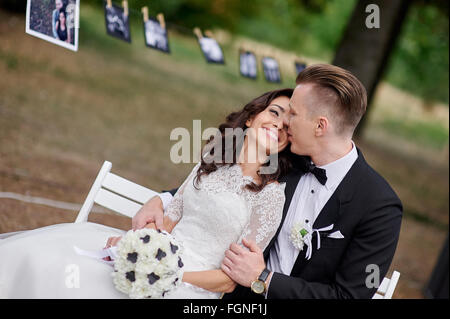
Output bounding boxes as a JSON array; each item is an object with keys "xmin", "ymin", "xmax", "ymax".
[{"xmin": 307, "ymin": 163, "xmax": 328, "ymax": 186}]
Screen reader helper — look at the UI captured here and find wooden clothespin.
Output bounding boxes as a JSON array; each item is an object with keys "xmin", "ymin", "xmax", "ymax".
[
  {"xmin": 157, "ymin": 13, "xmax": 166, "ymax": 29},
  {"xmin": 141, "ymin": 6, "xmax": 149, "ymax": 22},
  {"xmin": 240, "ymin": 46, "xmax": 249, "ymax": 54},
  {"xmin": 193, "ymin": 27, "xmax": 203, "ymax": 39},
  {"xmin": 106, "ymin": 0, "xmax": 112, "ymax": 8},
  {"xmin": 122, "ymin": 0, "xmax": 128, "ymax": 16}
]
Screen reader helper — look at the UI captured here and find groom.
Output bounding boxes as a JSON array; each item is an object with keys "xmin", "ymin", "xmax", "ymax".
[{"xmin": 133, "ymin": 64, "xmax": 402, "ymax": 299}]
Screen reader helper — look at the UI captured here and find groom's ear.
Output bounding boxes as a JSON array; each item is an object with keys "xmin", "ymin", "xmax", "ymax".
[{"xmin": 315, "ymin": 117, "xmax": 328, "ymax": 136}]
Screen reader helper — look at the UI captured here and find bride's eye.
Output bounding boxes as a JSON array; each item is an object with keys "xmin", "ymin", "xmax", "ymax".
[{"xmin": 270, "ymin": 109, "xmax": 279, "ymax": 117}]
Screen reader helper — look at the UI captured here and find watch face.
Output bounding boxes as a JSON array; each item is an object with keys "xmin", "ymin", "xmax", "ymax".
[{"xmin": 251, "ymin": 280, "xmax": 265, "ymax": 294}]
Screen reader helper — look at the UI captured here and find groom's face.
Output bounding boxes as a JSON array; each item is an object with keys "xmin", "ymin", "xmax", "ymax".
[{"xmin": 286, "ymin": 84, "xmax": 318, "ymax": 156}]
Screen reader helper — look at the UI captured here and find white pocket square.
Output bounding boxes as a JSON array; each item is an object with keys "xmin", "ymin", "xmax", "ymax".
[{"xmin": 327, "ymin": 230, "xmax": 345, "ymax": 239}]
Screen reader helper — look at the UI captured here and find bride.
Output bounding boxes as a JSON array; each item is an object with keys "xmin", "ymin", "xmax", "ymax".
[{"xmin": 0, "ymin": 88, "xmax": 295, "ymax": 299}]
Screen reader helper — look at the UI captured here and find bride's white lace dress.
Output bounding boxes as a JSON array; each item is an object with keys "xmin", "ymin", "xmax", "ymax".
[{"xmin": 0, "ymin": 163, "xmax": 286, "ymax": 299}]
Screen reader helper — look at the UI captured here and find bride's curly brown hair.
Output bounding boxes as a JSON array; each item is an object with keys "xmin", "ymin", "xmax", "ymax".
[{"xmin": 193, "ymin": 88, "xmax": 295, "ymax": 193}]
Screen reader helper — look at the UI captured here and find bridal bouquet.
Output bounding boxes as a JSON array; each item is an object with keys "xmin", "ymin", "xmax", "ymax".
[{"xmin": 112, "ymin": 228, "xmax": 185, "ymax": 299}]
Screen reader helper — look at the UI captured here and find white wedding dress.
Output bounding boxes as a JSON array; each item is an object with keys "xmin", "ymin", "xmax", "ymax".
[{"xmin": 0, "ymin": 163, "xmax": 286, "ymax": 299}]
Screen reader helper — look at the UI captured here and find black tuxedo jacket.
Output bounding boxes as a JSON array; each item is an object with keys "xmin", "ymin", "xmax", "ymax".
[{"xmin": 166, "ymin": 148, "xmax": 403, "ymax": 299}]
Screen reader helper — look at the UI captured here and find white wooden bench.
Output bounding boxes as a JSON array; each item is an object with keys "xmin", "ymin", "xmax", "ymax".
[
  {"xmin": 372, "ymin": 270, "xmax": 401, "ymax": 299},
  {"xmin": 74, "ymin": 161, "xmax": 158, "ymax": 223}
]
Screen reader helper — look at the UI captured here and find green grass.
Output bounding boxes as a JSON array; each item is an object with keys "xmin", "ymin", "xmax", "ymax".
[{"xmin": 0, "ymin": 49, "xmax": 19, "ymax": 70}]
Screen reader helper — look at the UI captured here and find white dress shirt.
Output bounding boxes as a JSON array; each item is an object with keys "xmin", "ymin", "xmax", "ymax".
[
  {"xmin": 158, "ymin": 191, "xmax": 174, "ymax": 211},
  {"xmin": 266, "ymin": 142, "xmax": 358, "ymax": 276}
]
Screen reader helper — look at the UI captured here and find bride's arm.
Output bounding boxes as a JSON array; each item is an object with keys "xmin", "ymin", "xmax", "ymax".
[
  {"xmin": 145, "ymin": 217, "xmax": 235, "ymax": 293},
  {"xmin": 182, "ymin": 269, "xmax": 236, "ymax": 293},
  {"xmin": 146, "ymin": 216, "xmax": 237, "ymax": 292}
]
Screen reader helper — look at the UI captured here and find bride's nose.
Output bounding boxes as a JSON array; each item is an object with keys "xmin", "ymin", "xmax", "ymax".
[{"xmin": 273, "ymin": 118, "xmax": 284, "ymax": 130}]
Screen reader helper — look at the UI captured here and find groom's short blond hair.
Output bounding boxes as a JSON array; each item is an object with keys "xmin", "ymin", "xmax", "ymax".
[{"xmin": 296, "ymin": 64, "xmax": 367, "ymax": 136}]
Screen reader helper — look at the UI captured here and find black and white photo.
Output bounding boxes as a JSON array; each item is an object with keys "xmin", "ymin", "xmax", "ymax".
[
  {"xmin": 104, "ymin": 0, "xmax": 131, "ymax": 43},
  {"xmin": 26, "ymin": 0, "xmax": 79, "ymax": 51},
  {"xmin": 239, "ymin": 50, "xmax": 258, "ymax": 79},
  {"xmin": 262, "ymin": 57, "xmax": 281, "ymax": 83},
  {"xmin": 198, "ymin": 36, "xmax": 224, "ymax": 64},
  {"xmin": 295, "ymin": 61, "xmax": 306, "ymax": 75},
  {"xmin": 144, "ymin": 17, "xmax": 170, "ymax": 53}
]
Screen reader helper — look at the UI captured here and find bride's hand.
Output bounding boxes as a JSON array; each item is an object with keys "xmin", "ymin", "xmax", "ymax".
[
  {"xmin": 104, "ymin": 236, "xmax": 122, "ymax": 249},
  {"xmin": 144, "ymin": 222, "xmax": 157, "ymax": 230},
  {"xmin": 145, "ymin": 218, "xmax": 177, "ymax": 233}
]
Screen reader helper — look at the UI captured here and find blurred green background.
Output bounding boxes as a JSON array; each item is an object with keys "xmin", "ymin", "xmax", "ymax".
[{"xmin": 0, "ymin": 0, "xmax": 448, "ymax": 299}]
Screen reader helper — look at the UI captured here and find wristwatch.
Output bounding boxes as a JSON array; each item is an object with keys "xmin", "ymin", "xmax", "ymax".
[{"xmin": 251, "ymin": 268, "xmax": 271, "ymax": 294}]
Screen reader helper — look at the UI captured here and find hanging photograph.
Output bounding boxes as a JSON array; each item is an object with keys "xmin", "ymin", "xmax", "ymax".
[
  {"xmin": 144, "ymin": 17, "xmax": 170, "ymax": 53},
  {"xmin": 262, "ymin": 57, "xmax": 281, "ymax": 83},
  {"xmin": 295, "ymin": 61, "xmax": 307, "ymax": 75},
  {"xmin": 198, "ymin": 37, "xmax": 225, "ymax": 64},
  {"xmin": 239, "ymin": 50, "xmax": 257, "ymax": 79},
  {"xmin": 25, "ymin": 0, "xmax": 79, "ymax": 51},
  {"xmin": 104, "ymin": 0, "xmax": 131, "ymax": 43}
]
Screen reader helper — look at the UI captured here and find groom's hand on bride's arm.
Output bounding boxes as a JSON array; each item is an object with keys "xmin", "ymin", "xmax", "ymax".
[{"xmin": 221, "ymin": 238, "xmax": 266, "ymax": 287}]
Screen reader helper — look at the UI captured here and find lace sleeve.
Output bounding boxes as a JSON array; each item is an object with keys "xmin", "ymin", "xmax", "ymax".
[
  {"xmin": 165, "ymin": 162, "xmax": 201, "ymax": 223},
  {"xmin": 237, "ymin": 183, "xmax": 286, "ymax": 251}
]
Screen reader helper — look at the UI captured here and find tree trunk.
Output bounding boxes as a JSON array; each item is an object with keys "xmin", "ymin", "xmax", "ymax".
[{"xmin": 332, "ymin": 0, "xmax": 411, "ymax": 137}]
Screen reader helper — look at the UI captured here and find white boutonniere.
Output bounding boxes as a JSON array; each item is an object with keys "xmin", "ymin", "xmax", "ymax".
[
  {"xmin": 290, "ymin": 221, "xmax": 311, "ymax": 251},
  {"xmin": 290, "ymin": 221, "xmax": 335, "ymax": 260}
]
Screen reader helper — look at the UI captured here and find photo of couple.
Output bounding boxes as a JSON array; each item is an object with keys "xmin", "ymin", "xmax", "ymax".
[
  {"xmin": 0, "ymin": 64, "xmax": 402, "ymax": 299},
  {"xmin": 51, "ymin": 0, "xmax": 72, "ymax": 44},
  {"xmin": 26, "ymin": 0, "xmax": 78, "ymax": 51}
]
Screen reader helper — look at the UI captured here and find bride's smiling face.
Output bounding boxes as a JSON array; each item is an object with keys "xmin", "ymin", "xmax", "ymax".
[{"xmin": 245, "ymin": 96, "xmax": 291, "ymax": 155}]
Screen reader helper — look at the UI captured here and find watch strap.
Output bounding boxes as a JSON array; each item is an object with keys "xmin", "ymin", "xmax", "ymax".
[{"xmin": 258, "ymin": 268, "xmax": 270, "ymax": 282}]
